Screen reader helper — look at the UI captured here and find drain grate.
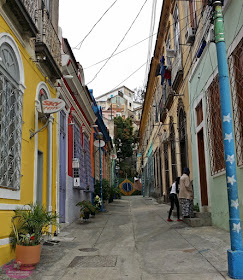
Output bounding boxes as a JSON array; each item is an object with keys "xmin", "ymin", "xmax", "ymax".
[
  {"xmin": 68, "ymin": 255, "xmax": 117, "ymax": 268},
  {"xmin": 79, "ymin": 248, "xmax": 98, "ymax": 252}
]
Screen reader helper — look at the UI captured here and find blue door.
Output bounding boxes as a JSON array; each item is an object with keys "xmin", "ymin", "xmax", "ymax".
[{"xmin": 59, "ymin": 110, "xmax": 66, "ymax": 223}]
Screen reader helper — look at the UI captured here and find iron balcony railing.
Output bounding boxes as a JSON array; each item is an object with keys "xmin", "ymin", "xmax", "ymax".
[{"xmin": 36, "ymin": 9, "xmax": 61, "ymax": 68}]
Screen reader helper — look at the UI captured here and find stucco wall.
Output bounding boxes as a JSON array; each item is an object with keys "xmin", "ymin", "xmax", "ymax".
[
  {"xmin": 66, "ymin": 176, "xmax": 91, "ymax": 224},
  {"xmin": 189, "ymin": 0, "xmax": 243, "ymax": 231}
]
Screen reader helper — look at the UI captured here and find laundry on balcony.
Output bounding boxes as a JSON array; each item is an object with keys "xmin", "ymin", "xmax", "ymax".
[{"xmin": 159, "ymin": 56, "xmax": 171, "ymax": 86}]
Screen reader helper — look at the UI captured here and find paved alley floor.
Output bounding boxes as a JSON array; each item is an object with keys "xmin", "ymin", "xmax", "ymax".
[{"xmin": 1, "ymin": 196, "xmax": 233, "ymax": 280}]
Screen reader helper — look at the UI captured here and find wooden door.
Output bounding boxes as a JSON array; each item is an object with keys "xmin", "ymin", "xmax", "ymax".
[{"xmin": 197, "ymin": 128, "xmax": 208, "ymax": 206}]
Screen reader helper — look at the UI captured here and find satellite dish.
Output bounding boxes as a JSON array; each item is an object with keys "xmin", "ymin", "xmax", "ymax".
[
  {"xmin": 94, "ymin": 140, "xmax": 105, "ymax": 147},
  {"xmin": 37, "ymin": 98, "xmax": 65, "ymax": 114}
]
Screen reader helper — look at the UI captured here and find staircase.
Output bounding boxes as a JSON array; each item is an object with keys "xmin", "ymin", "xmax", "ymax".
[
  {"xmin": 183, "ymin": 212, "xmax": 212, "ymax": 227},
  {"xmin": 171, "ymin": 210, "xmax": 212, "ymax": 227}
]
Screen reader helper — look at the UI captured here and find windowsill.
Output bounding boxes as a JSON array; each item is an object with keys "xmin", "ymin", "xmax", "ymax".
[
  {"xmin": 0, "ymin": 187, "xmax": 20, "ymax": 200},
  {"xmin": 212, "ymin": 169, "xmax": 226, "ymax": 179}
]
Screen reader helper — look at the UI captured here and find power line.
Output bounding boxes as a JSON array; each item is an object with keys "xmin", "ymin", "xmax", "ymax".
[
  {"xmin": 86, "ymin": 0, "xmax": 149, "ymax": 85},
  {"xmin": 84, "ymin": 33, "xmax": 157, "ymax": 69},
  {"xmin": 86, "ymin": 6, "xmax": 203, "ymax": 85},
  {"xmin": 73, "ymin": 0, "xmax": 119, "ymax": 50},
  {"xmin": 110, "ymin": 62, "xmax": 147, "ymax": 91},
  {"xmin": 144, "ymin": 0, "xmax": 157, "ymax": 87}
]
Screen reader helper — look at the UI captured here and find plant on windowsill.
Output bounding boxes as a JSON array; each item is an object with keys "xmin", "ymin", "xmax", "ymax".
[{"xmin": 9, "ymin": 204, "xmax": 58, "ymax": 270}]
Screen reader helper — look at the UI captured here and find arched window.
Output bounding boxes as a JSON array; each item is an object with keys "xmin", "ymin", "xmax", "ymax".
[
  {"xmin": 178, "ymin": 107, "xmax": 188, "ymax": 173},
  {"xmin": 0, "ymin": 42, "xmax": 23, "ymax": 190}
]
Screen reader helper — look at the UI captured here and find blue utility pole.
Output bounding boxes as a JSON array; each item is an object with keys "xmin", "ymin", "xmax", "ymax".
[
  {"xmin": 99, "ymin": 139, "xmax": 104, "ymax": 212},
  {"xmin": 212, "ymin": 1, "xmax": 243, "ymax": 278}
]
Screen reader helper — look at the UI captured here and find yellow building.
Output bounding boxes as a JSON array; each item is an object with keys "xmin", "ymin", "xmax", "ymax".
[
  {"xmin": 0, "ymin": 1, "xmax": 61, "ymax": 265},
  {"xmin": 140, "ymin": 0, "xmax": 204, "ymax": 200}
]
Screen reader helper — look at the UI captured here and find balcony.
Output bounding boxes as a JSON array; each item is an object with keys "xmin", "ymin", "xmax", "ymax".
[
  {"xmin": 2, "ymin": 0, "xmax": 38, "ymax": 37},
  {"xmin": 171, "ymin": 50, "xmax": 183, "ymax": 90},
  {"xmin": 35, "ymin": 9, "xmax": 62, "ymax": 82}
]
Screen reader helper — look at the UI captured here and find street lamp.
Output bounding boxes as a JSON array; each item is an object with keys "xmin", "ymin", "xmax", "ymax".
[{"xmin": 94, "ymin": 132, "xmax": 105, "ymax": 212}]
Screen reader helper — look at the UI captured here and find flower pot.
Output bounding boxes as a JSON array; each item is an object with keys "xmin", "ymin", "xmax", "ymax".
[
  {"xmin": 90, "ymin": 211, "xmax": 95, "ymax": 217},
  {"xmin": 16, "ymin": 244, "xmax": 41, "ymax": 270},
  {"xmin": 83, "ymin": 212, "xmax": 90, "ymax": 220}
]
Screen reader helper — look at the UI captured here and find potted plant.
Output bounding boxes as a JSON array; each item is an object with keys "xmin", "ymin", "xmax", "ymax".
[
  {"xmin": 10, "ymin": 204, "xmax": 58, "ymax": 270},
  {"xmin": 87, "ymin": 201, "xmax": 96, "ymax": 217},
  {"xmin": 76, "ymin": 201, "xmax": 91, "ymax": 220}
]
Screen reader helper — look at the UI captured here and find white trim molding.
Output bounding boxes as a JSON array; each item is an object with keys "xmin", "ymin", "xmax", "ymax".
[
  {"xmin": 33, "ymin": 82, "xmax": 51, "ymax": 203},
  {"xmin": 0, "ymin": 238, "xmax": 10, "ymax": 246},
  {"xmin": 0, "ymin": 203, "xmax": 30, "ymax": 210}
]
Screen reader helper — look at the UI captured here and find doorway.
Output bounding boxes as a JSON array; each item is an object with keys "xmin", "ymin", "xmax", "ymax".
[{"xmin": 197, "ymin": 128, "xmax": 208, "ymax": 206}]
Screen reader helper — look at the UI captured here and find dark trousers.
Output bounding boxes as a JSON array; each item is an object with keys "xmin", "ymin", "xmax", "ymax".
[{"xmin": 168, "ymin": 193, "xmax": 180, "ymax": 219}]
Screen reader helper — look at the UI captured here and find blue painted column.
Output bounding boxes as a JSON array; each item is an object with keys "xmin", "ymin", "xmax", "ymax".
[
  {"xmin": 213, "ymin": 1, "xmax": 243, "ymax": 278},
  {"xmin": 99, "ymin": 139, "xmax": 104, "ymax": 212}
]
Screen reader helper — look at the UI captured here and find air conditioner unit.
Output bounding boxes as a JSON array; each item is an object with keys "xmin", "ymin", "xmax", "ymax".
[
  {"xmin": 73, "ymin": 177, "xmax": 80, "ymax": 187},
  {"xmin": 185, "ymin": 27, "xmax": 196, "ymax": 45},
  {"xmin": 72, "ymin": 158, "xmax": 79, "ymax": 169},
  {"xmin": 166, "ymin": 49, "xmax": 176, "ymax": 58}
]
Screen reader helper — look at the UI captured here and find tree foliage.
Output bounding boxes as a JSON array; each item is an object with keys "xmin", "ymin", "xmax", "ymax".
[{"xmin": 114, "ymin": 117, "xmax": 138, "ymax": 177}]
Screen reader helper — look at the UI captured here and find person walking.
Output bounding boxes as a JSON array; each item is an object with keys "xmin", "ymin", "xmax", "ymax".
[
  {"xmin": 167, "ymin": 177, "xmax": 182, "ymax": 222},
  {"xmin": 179, "ymin": 167, "xmax": 194, "ymax": 218}
]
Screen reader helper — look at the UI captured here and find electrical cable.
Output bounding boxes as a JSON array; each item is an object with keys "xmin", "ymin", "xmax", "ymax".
[
  {"xmin": 144, "ymin": 0, "xmax": 157, "ymax": 87},
  {"xmin": 87, "ymin": 0, "xmax": 149, "ymax": 85},
  {"xmin": 73, "ymin": 0, "xmax": 119, "ymax": 50},
  {"xmin": 110, "ymin": 62, "xmax": 147, "ymax": 91},
  {"xmin": 85, "ymin": 6, "xmax": 202, "ymax": 83},
  {"xmin": 84, "ymin": 33, "xmax": 157, "ymax": 69}
]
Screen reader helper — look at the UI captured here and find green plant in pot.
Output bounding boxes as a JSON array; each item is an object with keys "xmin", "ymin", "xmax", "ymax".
[
  {"xmin": 10, "ymin": 204, "xmax": 58, "ymax": 270},
  {"xmin": 76, "ymin": 200, "xmax": 93, "ymax": 220}
]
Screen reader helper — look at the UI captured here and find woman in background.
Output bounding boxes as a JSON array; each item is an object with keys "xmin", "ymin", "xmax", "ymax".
[{"xmin": 167, "ymin": 177, "xmax": 182, "ymax": 222}]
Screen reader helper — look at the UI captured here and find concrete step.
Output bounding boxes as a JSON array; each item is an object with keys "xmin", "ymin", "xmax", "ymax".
[
  {"xmin": 195, "ymin": 212, "xmax": 211, "ymax": 219},
  {"xmin": 183, "ymin": 217, "xmax": 202, "ymax": 227},
  {"xmin": 183, "ymin": 212, "xmax": 212, "ymax": 227}
]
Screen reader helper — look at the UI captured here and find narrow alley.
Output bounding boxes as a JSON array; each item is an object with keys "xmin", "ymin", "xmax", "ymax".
[{"xmin": 1, "ymin": 196, "xmax": 232, "ymax": 280}]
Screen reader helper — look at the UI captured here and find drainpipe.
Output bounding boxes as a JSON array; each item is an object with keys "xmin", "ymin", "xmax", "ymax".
[{"xmin": 47, "ymin": 115, "xmax": 54, "ymax": 216}]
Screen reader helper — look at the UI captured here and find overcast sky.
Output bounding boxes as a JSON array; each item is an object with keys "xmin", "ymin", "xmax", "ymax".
[{"xmin": 59, "ymin": 0, "xmax": 163, "ymax": 97}]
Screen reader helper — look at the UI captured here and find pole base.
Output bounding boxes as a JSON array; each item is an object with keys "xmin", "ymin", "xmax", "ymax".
[{"xmin": 228, "ymin": 250, "xmax": 243, "ymax": 279}]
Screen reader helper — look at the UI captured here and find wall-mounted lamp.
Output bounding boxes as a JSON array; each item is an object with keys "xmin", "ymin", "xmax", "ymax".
[{"xmin": 68, "ymin": 121, "xmax": 75, "ymax": 126}]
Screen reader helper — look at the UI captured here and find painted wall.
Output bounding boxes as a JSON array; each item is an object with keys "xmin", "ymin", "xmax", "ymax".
[
  {"xmin": 189, "ymin": 0, "xmax": 243, "ymax": 230},
  {"xmin": 0, "ymin": 16, "xmax": 58, "ymax": 265}
]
